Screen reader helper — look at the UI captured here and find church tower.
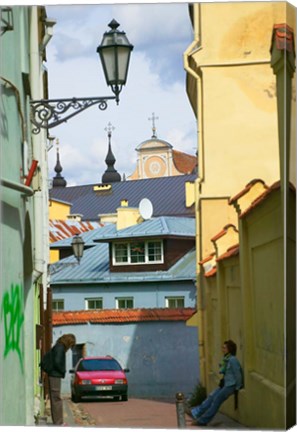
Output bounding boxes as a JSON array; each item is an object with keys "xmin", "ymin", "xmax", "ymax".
[
  {"xmin": 52, "ymin": 139, "xmax": 67, "ymax": 187},
  {"xmin": 128, "ymin": 113, "xmax": 197, "ymax": 180},
  {"xmin": 101, "ymin": 122, "xmax": 121, "ymax": 184}
]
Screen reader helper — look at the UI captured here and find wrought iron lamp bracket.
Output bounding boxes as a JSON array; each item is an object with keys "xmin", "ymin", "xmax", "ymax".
[{"xmin": 30, "ymin": 95, "xmax": 116, "ymax": 134}]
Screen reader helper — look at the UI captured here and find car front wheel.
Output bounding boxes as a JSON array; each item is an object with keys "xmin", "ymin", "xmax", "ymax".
[
  {"xmin": 122, "ymin": 393, "xmax": 128, "ymax": 402},
  {"xmin": 71, "ymin": 391, "xmax": 81, "ymax": 403}
]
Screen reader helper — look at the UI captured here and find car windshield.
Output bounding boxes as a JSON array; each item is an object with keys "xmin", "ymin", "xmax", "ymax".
[{"xmin": 77, "ymin": 358, "xmax": 122, "ymax": 372}]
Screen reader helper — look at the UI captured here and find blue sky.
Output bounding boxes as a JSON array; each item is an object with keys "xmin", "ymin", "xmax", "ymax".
[{"xmin": 46, "ymin": 3, "xmax": 197, "ymax": 186}]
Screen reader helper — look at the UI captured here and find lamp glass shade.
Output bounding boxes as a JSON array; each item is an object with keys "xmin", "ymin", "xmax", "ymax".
[
  {"xmin": 71, "ymin": 234, "xmax": 85, "ymax": 262},
  {"xmin": 97, "ymin": 21, "xmax": 133, "ymax": 90}
]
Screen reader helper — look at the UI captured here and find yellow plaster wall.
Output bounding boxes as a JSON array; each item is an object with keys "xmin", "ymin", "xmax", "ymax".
[
  {"xmin": 202, "ymin": 64, "xmax": 279, "ymax": 194},
  {"xmin": 213, "ymin": 226, "xmax": 239, "ymax": 257},
  {"xmin": 205, "ymin": 192, "xmax": 287, "ymax": 429},
  {"xmin": 186, "ymin": 2, "xmax": 297, "ymax": 197},
  {"xmin": 50, "ymin": 249, "xmax": 60, "ymax": 264},
  {"xmin": 49, "ymin": 200, "xmax": 71, "ymax": 220},
  {"xmin": 185, "ymin": 2, "xmax": 296, "ymax": 429},
  {"xmin": 116, "ymin": 207, "xmax": 141, "ymax": 230},
  {"xmin": 185, "ymin": 181, "xmax": 195, "ymax": 208},
  {"xmin": 200, "ymin": 199, "xmax": 237, "ymax": 259}
]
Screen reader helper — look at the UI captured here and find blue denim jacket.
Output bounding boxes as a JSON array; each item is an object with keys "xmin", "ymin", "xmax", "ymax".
[{"xmin": 224, "ymin": 355, "xmax": 243, "ymax": 390}]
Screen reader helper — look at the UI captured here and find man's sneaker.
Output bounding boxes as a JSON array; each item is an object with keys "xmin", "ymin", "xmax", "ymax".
[{"xmin": 191, "ymin": 419, "xmax": 208, "ymax": 427}]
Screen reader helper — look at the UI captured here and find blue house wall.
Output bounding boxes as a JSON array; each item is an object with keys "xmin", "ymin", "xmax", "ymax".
[
  {"xmin": 53, "ymin": 280, "xmax": 196, "ymax": 310},
  {"xmin": 53, "ymin": 320, "xmax": 200, "ymax": 399}
]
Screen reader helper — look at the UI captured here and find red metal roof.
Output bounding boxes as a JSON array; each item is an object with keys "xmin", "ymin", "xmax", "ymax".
[
  {"xmin": 49, "ymin": 219, "xmax": 103, "ymax": 243},
  {"xmin": 53, "ymin": 308, "xmax": 196, "ymax": 326}
]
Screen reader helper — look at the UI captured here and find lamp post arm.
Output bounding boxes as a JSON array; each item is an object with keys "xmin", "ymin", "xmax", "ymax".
[{"xmin": 30, "ymin": 95, "xmax": 116, "ymax": 134}]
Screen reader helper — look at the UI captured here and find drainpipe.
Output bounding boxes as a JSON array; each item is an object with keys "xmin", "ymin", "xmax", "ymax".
[
  {"xmin": 30, "ymin": 7, "xmax": 48, "ymax": 283},
  {"xmin": 183, "ymin": 3, "xmax": 207, "ymax": 386}
]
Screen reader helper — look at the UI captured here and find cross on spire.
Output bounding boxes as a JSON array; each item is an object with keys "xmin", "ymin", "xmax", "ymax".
[
  {"xmin": 148, "ymin": 112, "xmax": 159, "ymax": 138},
  {"xmin": 105, "ymin": 122, "xmax": 115, "ymax": 139}
]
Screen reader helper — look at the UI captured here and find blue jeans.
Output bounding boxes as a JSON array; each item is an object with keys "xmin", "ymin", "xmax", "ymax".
[{"xmin": 191, "ymin": 385, "xmax": 236, "ymax": 425}]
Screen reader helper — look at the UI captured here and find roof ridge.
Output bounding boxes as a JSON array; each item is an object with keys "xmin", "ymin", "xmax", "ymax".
[
  {"xmin": 53, "ymin": 307, "xmax": 197, "ymax": 325},
  {"xmin": 51, "ymin": 173, "xmax": 197, "ymax": 190}
]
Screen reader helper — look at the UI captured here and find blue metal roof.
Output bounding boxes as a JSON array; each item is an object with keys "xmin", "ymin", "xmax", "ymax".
[
  {"xmin": 49, "ymin": 174, "xmax": 196, "ymax": 221},
  {"xmin": 50, "ymin": 216, "xmax": 196, "ymax": 285},
  {"xmin": 95, "ymin": 217, "xmax": 195, "ymax": 241},
  {"xmin": 50, "ymin": 243, "xmax": 196, "ymax": 285},
  {"xmin": 50, "ymin": 217, "xmax": 195, "ymax": 249},
  {"xmin": 50, "ymin": 224, "xmax": 117, "ymax": 248}
]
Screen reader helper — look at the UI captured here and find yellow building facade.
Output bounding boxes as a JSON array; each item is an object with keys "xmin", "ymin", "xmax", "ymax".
[{"xmin": 184, "ymin": 2, "xmax": 296, "ymax": 429}]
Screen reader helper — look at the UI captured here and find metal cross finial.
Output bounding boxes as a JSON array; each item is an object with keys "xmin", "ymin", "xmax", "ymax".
[
  {"xmin": 105, "ymin": 122, "xmax": 115, "ymax": 138},
  {"xmin": 148, "ymin": 112, "xmax": 159, "ymax": 138}
]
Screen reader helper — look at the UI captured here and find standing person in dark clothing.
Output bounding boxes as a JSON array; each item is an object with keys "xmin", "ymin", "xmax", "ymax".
[
  {"xmin": 186, "ymin": 340, "xmax": 243, "ymax": 426},
  {"xmin": 48, "ymin": 334, "xmax": 76, "ymax": 425}
]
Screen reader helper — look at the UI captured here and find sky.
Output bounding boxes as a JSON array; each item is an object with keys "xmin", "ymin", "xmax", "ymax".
[{"xmin": 45, "ymin": 3, "xmax": 197, "ymax": 186}]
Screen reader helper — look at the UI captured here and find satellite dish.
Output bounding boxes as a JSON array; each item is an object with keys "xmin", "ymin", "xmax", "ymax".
[{"xmin": 139, "ymin": 198, "xmax": 153, "ymax": 220}]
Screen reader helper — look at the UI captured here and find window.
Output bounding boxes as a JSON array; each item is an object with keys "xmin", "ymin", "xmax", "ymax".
[
  {"xmin": 52, "ymin": 299, "xmax": 64, "ymax": 311},
  {"xmin": 148, "ymin": 241, "xmax": 162, "ymax": 262},
  {"xmin": 85, "ymin": 298, "xmax": 103, "ymax": 310},
  {"xmin": 114, "ymin": 243, "xmax": 128, "ymax": 263},
  {"xmin": 113, "ymin": 240, "xmax": 163, "ymax": 265},
  {"xmin": 116, "ymin": 297, "xmax": 134, "ymax": 309},
  {"xmin": 165, "ymin": 297, "xmax": 185, "ymax": 308},
  {"xmin": 130, "ymin": 242, "xmax": 145, "ymax": 263}
]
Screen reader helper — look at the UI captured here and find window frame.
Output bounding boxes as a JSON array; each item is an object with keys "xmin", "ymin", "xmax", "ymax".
[
  {"xmin": 52, "ymin": 299, "xmax": 65, "ymax": 311},
  {"xmin": 165, "ymin": 296, "xmax": 185, "ymax": 308},
  {"xmin": 112, "ymin": 239, "xmax": 164, "ymax": 266},
  {"xmin": 85, "ymin": 297, "xmax": 103, "ymax": 310},
  {"xmin": 115, "ymin": 297, "xmax": 134, "ymax": 309}
]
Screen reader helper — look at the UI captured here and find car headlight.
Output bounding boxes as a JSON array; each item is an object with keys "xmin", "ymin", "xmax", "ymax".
[
  {"xmin": 81, "ymin": 380, "xmax": 91, "ymax": 385},
  {"xmin": 115, "ymin": 379, "xmax": 125, "ymax": 384}
]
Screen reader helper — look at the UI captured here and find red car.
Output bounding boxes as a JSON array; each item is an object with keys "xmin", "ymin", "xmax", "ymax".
[{"xmin": 70, "ymin": 356, "xmax": 129, "ymax": 402}]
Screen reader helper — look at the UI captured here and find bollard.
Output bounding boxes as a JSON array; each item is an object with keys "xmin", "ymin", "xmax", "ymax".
[{"xmin": 176, "ymin": 392, "xmax": 186, "ymax": 429}]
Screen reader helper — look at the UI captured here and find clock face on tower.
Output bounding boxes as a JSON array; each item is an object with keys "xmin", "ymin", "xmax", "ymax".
[{"xmin": 144, "ymin": 156, "xmax": 166, "ymax": 178}]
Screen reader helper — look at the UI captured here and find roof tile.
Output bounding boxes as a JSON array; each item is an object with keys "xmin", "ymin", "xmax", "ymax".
[
  {"xmin": 210, "ymin": 224, "xmax": 238, "ymax": 242},
  {"xmin": 229, "ymin": 179, "xmax": 268, "ymax": 204},
  {"xmin": 216, "ymin": 244, "xmax": 240, "ymax": 262},
  {"xmin": 53, "ymin": 308, "xmax": 196, "ymax": 326},
  {"xmin": 204, "ymin": 267, "xmax": 217, "ymax": 278},
  {"xmin": 239, "ymin": 181, "xmax": 280, "ymax": 218},
  {"xmin": 172, "ymin": 150, "xmax": 197, "ymax": 174}
]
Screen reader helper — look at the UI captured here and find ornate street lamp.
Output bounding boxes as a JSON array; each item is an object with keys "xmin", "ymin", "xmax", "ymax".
[
  {"xmin": 71, "ymin": 234, "xmax": 85, "ymax": 264},
  {"xmin": 97, "ymin": 19, "xmax": 133, "ymax": 104},
  {"xmin": 49, "ymin": 233, "xmax": 85, "ymax": 275},
  {"xmin": 30, "ymin": 20, "xmax": 133, "ymax": 134}
]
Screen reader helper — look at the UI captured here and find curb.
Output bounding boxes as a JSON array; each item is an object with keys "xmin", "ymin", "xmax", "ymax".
[{"xmin": 63, "ymin": 399, "xmax": 77, "ymax": 426}]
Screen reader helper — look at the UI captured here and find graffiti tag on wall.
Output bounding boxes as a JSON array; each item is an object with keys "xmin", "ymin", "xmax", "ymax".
[{"xmin": 1, "ymin": 284, "xmax": 24, "ymax": 373}]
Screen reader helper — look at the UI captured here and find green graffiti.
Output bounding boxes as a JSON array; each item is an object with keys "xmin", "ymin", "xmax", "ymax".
[{"xmin": 1, "ymin": 283, "xmax": 24, "ymax": 373}]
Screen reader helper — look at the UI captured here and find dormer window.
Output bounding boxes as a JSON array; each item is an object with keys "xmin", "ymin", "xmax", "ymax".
[{"xmin": 113, "ymin": 240, "xmax": 163, "ymax": 265}]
